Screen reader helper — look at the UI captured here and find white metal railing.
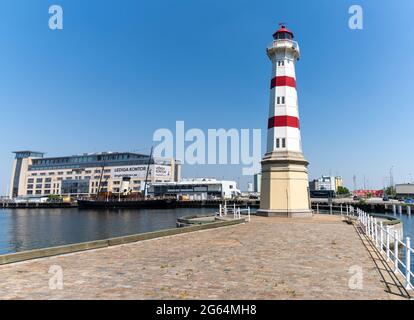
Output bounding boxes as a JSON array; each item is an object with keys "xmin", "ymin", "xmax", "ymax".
[
  {"xmin": 217, "ymin": 203, "xmax": 251, "ymax": 222},
  {"xmin": 314, "ymin": 202, "xmax": 354, "ymax": 216},
  {"xmin": 355, "ymin": 206, "xmax": 413, "ymax": 290}
]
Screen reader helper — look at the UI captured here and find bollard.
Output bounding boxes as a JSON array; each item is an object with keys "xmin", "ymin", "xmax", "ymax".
[
  {"xmin": 219, "ymin": 204, "xmax": 222, "ymax": 217},
  {"xmin": 248, "ymin": 207, "xmax": 251, "ymax": 222},
  {"xmin": 406, "ymin": 237, "xmax": 412, "ymax": 290},
  {"xmin": 393, "ymin": 204, "xmax": 396, "ymax": 215},
  {"xmin": 386, "ymin": 226, "xmax": 391, "ymax": 262},
  {"xmin": 394, "ymin": 230, "xmax": 399, "ymax": 274},
  {"xmin": 399, "ymin": 205, "xmax": 402, "ymax": 215},
  {"xmin": 408, "ymin": 206, "xmax": 412, "ymax": 216},
  {"xmin": 340, "ymin": 204, "xmax": 343, "ymax": 215}
]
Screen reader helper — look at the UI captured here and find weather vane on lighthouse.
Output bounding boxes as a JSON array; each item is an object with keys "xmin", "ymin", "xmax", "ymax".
[{"xmin": 257, "ymin": 24, "xmax": 312, "ymax": 218}]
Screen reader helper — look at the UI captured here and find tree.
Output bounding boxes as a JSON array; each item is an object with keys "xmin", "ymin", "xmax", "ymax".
[
  {"xmin": 337, "ymin": 186, "xmax": 350, "ymax": 195},
  {"xmin": 385, "ymin": 186, "xmax": 396, "ymax": 197}
]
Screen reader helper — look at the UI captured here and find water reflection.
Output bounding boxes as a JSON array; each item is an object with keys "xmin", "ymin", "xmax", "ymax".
[{"xmin": 0, "ymin": 208, "xmax": 213, "ymax": 254}]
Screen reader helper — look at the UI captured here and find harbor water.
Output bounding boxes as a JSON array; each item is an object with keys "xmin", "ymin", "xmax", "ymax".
[{"xmin": 0, "ymin": 208, "xmax": 215, "ymax": 255}]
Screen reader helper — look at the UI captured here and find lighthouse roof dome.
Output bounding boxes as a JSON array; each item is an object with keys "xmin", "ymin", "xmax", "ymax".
[{"xmin": 273, "ymin": 25, "xmax": 294, "ymax": 39}]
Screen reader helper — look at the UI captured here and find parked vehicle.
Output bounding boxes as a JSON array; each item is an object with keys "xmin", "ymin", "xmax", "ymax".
[{"xmin": 404, "ymin": 198, "xmax": 414, "ymax": 204}]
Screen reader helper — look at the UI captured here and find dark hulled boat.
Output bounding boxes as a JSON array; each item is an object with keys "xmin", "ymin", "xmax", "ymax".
[{"xmin": 77, "ymin": 198, "xmax": 177, "ymax": 209}]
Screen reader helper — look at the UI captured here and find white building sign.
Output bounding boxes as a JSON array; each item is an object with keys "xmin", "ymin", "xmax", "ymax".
[{"xmin": 111, "ymin": 165, "xmax": 171, "ymax": 179}]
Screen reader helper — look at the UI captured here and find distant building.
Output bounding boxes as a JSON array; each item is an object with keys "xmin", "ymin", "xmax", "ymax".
[
  {"xmin": 9, "ymin": 151, "xmax": 180, "ymax": 199},
  {"xmin": 253, "ymin": 173, "xmax": 261, "ymax": 193},
  {"xmin": 149, "ymin": 178, "xmax": 241, "ymax": 200},
  {"xmin": 247, "ymin": 183, "xmax": 253, "ymax": 192},
  {"xmin": 309, "ymin": 175, "xmax": 343, "ymax": 192},
  {"xmin": 396, "ymin": 184, "xmax": 414, "ymax": 198}
]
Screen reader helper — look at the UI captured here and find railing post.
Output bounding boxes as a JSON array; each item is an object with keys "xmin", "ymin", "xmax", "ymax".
[
  {"xmin": 340, "ymin": 203, "xmax": 343, "ymax": 215},
  {"xmin": 365, "ymin": 214, "xmax": 369, "ymax": 235},
  {"xmin": 248, "ymin": 207, "xmax": 251, "ymax": 222},
  {"xmin": 386, "ymin": 226, "xmax": 391, "ymax": 262},
  {"xmin": 219, "ymin": 204, "xmax": 222, "ymax": 217},
  {"xmin": 398, "ymin": 205, "xmax": 402, "ymax": 215},
  {"xmin": 317, "ymin": 203, "xmax": 319, "ymax": 214},
  {"xmin": 330, "ymin": 203, "xmax": 333, "ymax": 215},
  {"xmin": 405, "ymin": 237, "xmax": 411, "ymax": 290},
  {"xmin": 368, "ymin": 215, "xmax": 371, "ymax": 237},
  {"xmin": 408, "ymin": 206, "xmax": 412, "ymax": 216},
  {"xmin": 374, "ymin": 218, "xmax": 379, "ymax": 247},
  {"xmin": 393, "ymin": 204, "xmax": 396, "ymax": 215},
  {"xmin": 380, "ymin": 221, "xmax": 384, "ymax": 252},
  {"xmin": 394, "ymin": 230, "xmax": 399, "ymax": 274}
]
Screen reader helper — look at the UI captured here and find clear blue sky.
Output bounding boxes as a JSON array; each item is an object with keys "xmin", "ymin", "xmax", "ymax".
[{"xmin": 1, "ymin": 0, "xmax": 414, "ymax": 194}]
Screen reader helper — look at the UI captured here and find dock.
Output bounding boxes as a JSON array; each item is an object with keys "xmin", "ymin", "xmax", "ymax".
[{"xmin": 0, "ymin": 214, "xmax": 408, "ymax": 299}]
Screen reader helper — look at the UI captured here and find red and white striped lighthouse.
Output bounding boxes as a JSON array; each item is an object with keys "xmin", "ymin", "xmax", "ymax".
[
  {"xmin": 266, "ymin": 25, "xmax": 302, "ymax": 154},
  {"xmin": 258, "ymin": 25, "xmax": 312, "ymax": 218}
]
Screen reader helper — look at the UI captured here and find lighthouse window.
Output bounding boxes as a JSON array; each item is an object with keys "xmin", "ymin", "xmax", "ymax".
[
  {"xmin": 277, "ymin": 96, "xmax": 285, "ymax": 104},
  {"xmin": 276, "ymin": 139, "xmax": 280, "ymax": 148},
  {"xmin": 282, "ymin": 138, "xmax": 286, "ymax": 148}
]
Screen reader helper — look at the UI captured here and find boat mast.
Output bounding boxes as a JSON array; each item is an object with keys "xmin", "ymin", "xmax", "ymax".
[
  {"xmin": 143, "ymin": 147, "xmax": 153, "ymax": 198},
  {"xmin": 96, "ymin": 155, "xmax": 106, "ymax": 199}
]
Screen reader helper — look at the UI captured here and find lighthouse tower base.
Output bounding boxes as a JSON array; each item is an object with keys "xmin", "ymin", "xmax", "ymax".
[{"xmin": 257, "ymin": 151, "xmax": 313, "ymax": 218}]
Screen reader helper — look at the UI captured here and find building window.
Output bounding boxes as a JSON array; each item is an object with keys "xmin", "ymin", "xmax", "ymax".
[
  {"xmin": 27, "ymin": 184, "xmax": 33, "ymax": 189},
  {"xmin": 113, "ymin": 181, "xmax": 120, "ymax": 185},
  {"xmin": 45, "ymin": 178, "xmax": 52, "ymax": 182},
  {"xmin": 276, "ymin": 138, "xmax": 280, "ymax": 148},
  {"xmin": 36, "ymin": 178, "xmax": 43, "ymax": 183},
  {"xmin": 40, "ymin": 173, "xmax": 46, "ymax": 176},
  {"xmin": 282, "ymin": 138, "xmax": 286, "ymax": 148},
  {"xmin": 28, "ymin": 178, "xmax": 34, "ymax": 183},
  {"xmin": 27, "ymin": 190, "xmax": 33, "ymax": 195},
  {"xmin": 45, "ymin": 184, "xmax": 51, "ymax": 188},
  {"xmin": 58, "ymin": 172, "xmax": 64, "ymax": 175},
  {"xmin": 44, "ymin": 190, "xmax": 51, "ymax": 195},
  {"xmin": 49, "ymin": 172, "xmax": 55, "ymax": 175},
  {"xmin": 35, "ymin": 190, "xmax": 42, "ymax": 195}
]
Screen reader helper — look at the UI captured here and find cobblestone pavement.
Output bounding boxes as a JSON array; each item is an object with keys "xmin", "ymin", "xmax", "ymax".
[{"xmin": 0, "ymin": 215, "xmax": 407, "ymax": 299}]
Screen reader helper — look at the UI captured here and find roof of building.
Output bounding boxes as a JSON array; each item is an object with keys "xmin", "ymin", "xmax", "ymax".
[{"xmin": 151, "ymin": 179, "xmax": 237, "ymax": 186}]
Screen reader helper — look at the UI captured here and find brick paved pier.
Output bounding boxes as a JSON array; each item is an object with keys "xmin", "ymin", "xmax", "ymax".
[{"xmin": 0, "ymin": 215, "xmax": 409, "ymax": 299}]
